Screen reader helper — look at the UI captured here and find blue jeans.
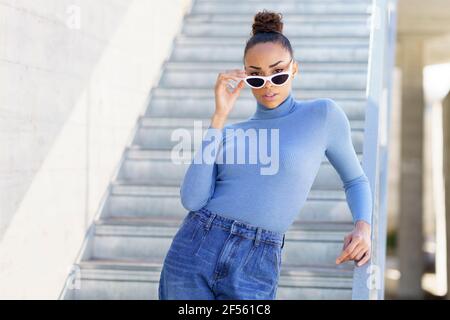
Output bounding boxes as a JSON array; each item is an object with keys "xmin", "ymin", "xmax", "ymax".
[{"xmin": 158, "ymin": 207, "xmax": 285, "ymax": 300}]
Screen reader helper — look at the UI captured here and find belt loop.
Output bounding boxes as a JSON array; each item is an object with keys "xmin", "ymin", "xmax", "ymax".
[
  {"xmin": 254, "ymin": 227, "xmax": 262, "ymax": 247},
  {"xmin": 204, "ymin": 212, "xmax": 216, "ymax": 231},
  {"xmin": 281, "ymin": 234, "xmax": 285, "ymax": 248}
]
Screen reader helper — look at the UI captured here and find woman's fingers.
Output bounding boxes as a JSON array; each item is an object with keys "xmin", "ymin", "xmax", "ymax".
[
  {"xmin": 337, "ymin": 238, "xmax": 371, "ymax": 266},
  {"xmin": 354, "ymin": 246, "xmax": 368, "ymax": 261},
  {"xmin": 228, "ymin": 80, "xmax": 245, "ymax": 94},
  {"xmin": 217, "ymin": 70, "xmax": 247, "ymax": 90},
  {"xmin": 219, "ymin": 74, "xmax": 246, "ymax": 83},
  {"xmin": 356, "ymin": 249, "xmax": 371, "ymax": 266},
  {"xmin": 214, "ymin": 69, "xmax": 247, "ymax": 117},
  {"xmin": 336, "ymin": 236, "xmax": 363, "ymax": 264},
  {"xmin": 232, "ymin": 82, "xmax": 244, "ymax": 93},
  {"xmin": 225, "ymin": 69, "xmax": 247, "ymax": 77},
  {"xmin": 219, "ymin": 70, "xmax": 247, "ymax": 81},
  {"xmin": 337, "ymin": 227, "xmax": 372, "ymax": 266},
  {"xmin": 342, "ymin": 235, "xmax": 352, "ymax": 251},
  {"xmin": 220, "ymin": 74, "xmax": 247, "ymax": 95},
  {"xmin": 217, "ymin": 74, "xmax": 246, "ymax": 92}
]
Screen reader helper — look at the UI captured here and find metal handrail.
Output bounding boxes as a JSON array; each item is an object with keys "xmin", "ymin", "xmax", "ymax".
[{"xmin": 352, "ymin": 0, "xmax": 398, "ymax": 300}]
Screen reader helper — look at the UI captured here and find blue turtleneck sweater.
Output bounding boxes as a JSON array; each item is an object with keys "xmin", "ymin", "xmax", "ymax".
[{"xmin": 179, "ymin": 91, "xmax": 372, "ymax": 233}]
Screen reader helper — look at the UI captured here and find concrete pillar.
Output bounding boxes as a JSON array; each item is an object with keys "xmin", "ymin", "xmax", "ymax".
[
  {"xmin": 444, "ymin": 92, "xmax": 450, "ymax": 299},
  {"xmin": 397, "ymin": 36, "xmax": 425, "ymax": 299}
]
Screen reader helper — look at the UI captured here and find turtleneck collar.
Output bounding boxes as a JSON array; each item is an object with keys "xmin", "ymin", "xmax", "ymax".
[{"xmin": 251, "ymin": 91, "xmax": 297, "ymax": 120}]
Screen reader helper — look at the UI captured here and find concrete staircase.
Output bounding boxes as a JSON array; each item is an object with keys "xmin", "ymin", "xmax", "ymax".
[{"xmin": 60, "ymin": 0, "xmax": 379, "ymax": 300}]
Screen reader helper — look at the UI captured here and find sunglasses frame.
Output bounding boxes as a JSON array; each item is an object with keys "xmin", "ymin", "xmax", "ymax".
[{"xmin": 242, "ymin": 58, "xmax": 294, "ymax": 89}]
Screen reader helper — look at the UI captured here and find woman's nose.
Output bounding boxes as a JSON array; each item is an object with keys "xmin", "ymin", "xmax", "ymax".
[{"xmin": 264, "ymin": 80, "xmax": 273, "ymax": 89}]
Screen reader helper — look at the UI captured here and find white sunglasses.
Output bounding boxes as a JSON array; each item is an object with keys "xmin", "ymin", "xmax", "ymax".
[{"xmin": 242, "ymin": 58, "xmax": 294, "ymax": 89}]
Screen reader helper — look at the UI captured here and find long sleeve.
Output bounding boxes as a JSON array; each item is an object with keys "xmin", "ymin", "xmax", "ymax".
[
  {"xmin": 179, "ymin": 125, "xmax": 225, "ymax": 212},
  {"xmin": 324, "ymin": 98, "xmax": 373, "ymax": 225}
]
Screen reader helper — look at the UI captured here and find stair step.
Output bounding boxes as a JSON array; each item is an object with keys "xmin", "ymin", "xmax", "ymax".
[
  {"xmin": 138, "ymin": 116, "xmax": 366, "ymax": 129},
  {"xmin": 185, "ymin": 13, "xmax": 370, "ymax": 24},
  {"xmin": 125, "ymin": 146, "xmax": 363, "ymax": 162},
  {"xmin": 159, "ymin": 67, "xmax": 367, "ymax": 90},
  {"xmin": 151, "ymin": 87, "xmax": 367, "ymax": 100},
  {"xmin": 105, "ymin": 182, "xmax": 355, "ymax": 223},
  {"xmin": 171, "ymin": 45, "xmax": 369, "ymax": 63},
  {"xmin": 146, "ymin": 96, "xmax": 367, "ymax": 121},
  {"xmin": 182, "ymin": 21, "xmax": 370, "ymax": 38},
  {"xmin": 133, "ymin": 118, "xmax": 365, "ymax": 151},
  {"xmin": 92, "ymin": 217, "xmax": 355, "ymax": 266},
  {"xmin": 119, "ymin": 145, "xmax": 364, "ymax": 189},
  {"xmin": 138, "ymin": 116, "xmax": 244, "ymax": 127},
  {"xmin": 94, "ymin": 216, "xmax": 354, "ymax": 234},
  {"xmin": 92, "ymin": 215, "xmax": 352, "ymax": 230},
  {"xmin": 176, "ymin": 34, "xmax": 370, "ymax": 47},
  {"xmin": 64, "ymin": 259, "xmax": 352, "ymax": 299},
  {"xmin": 191, "ymin": 2, "xmax": 372, "ymax": 15},
  {"xmin": 110, "ymin": 182, "xmax": 347, "ymax": 199},
  {"xmin": 164, "ymin": 60, "xmax": 368, "ymax": 72}
]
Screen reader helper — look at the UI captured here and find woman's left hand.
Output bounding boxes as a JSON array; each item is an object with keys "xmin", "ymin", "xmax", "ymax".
[{"xmin": 336, "ymin": 220, "xmax": 372, "ymax": 267}]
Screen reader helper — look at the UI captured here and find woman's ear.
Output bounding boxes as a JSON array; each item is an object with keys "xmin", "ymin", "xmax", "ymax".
[{"xmin": 293, "ymin": 61, "xmax": 299, "ymax": 78}]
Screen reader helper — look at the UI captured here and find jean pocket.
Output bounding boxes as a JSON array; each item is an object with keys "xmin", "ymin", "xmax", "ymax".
[
  {"xmin": 241, "ymin": 242, "xmax": 279, "ymax": 285},
  {"xmin": 192, "ymin": 222, "xmax": 213, "ymax": 257},
  {"xmin": 188, "ymin": 214, "xmax": 204, "ymax": 241}
]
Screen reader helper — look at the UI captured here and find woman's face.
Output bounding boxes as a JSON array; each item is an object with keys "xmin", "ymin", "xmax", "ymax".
[{"xmin": 244, "ymin": 42, "xmax": 298, "ymax": 108}]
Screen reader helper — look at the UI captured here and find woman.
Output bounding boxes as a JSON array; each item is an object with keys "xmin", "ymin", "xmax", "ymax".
[{"xmin": 159, "ymin": 10, "xmax": 372, "ymax": 300}]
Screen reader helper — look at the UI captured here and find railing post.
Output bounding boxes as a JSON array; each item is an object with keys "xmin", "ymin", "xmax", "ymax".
[{"xmin": 352, "ymin": 0, "xmax": 397, "ymax": 300}]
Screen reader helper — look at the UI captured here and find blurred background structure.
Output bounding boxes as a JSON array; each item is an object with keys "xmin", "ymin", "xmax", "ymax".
[
  {"xmin": 384, "ymin": 0, "xmax": 450, "ymax": 299},
  {"xmin": 0, "ymin": 0, "xmax": 449, "ymax": 300}
]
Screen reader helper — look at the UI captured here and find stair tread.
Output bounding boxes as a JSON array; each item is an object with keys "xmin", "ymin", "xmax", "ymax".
[
  {"xmin": 97, "ymin": 215, "xmax": 352, "ymax": 227},
  {"xmin": 78, "ymin": 258, "xmax": 354, "ymax": 279},
  {"xmin": 110, "ymin": 181, "xmax": 349, "ymax": 200},
  {"xmin": 151, "ymin": 87, "xmax": 367, "ymax": 100},
  {"xmin": 164, "ymin": 61, "xmax": 368, "ymax": 70},
  {"xmin": 138, "ymin": 116, "xmax": 366, "ymax": 130},
  {"xmin": 97, "ymin": 215, "xmax": 183, "ymax": 226},
  {"xmin": 184, "ymin": 21, "xmax": 370, "ymax": 28},
  {"xmin": 98, "ymin": 218, "xmax": 354, "ymax": 239},
  {"xmin": 186, "ymin": 13, "xmax": 370, "ymax": 22},
  {"xmin": 176, "ymin": 35, "xmax": 370, "ymax": 42},
  {"xmin": 125, "ymin": 146, "xmax": 363, "ymax": 161}
]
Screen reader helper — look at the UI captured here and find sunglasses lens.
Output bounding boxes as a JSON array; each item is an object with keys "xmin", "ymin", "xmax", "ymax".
[
  {"xmin": 272, "ymin": 74, "xmax": 289, "ymax": 85},
  {"xmin": 246, "ymin": 78, "xmax": 265, "ymax": 88}
]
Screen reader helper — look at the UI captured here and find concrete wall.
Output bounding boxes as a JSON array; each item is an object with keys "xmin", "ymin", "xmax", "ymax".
[{"xmin": 0, "ymin": 0, "xmax": 192, "ymax": 299}]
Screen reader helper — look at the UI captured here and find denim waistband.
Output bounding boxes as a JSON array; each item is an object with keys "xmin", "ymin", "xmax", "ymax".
[{"xmin": 189, "ymin": 207, "xmax": 285, "ymax": 248}]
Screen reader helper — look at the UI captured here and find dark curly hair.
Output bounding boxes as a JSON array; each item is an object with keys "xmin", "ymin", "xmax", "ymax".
[{"xmin": 243, "ymin": 9, "xmax": 294, "ymax": 63}]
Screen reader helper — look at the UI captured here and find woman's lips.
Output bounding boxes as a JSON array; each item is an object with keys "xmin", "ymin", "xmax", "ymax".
[{"xmin": 263, "ymin": 93, "xmax": 278, "ymax": 101}]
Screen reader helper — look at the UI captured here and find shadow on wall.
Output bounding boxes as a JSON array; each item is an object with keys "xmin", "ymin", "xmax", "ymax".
[{"xmin": 0, "ymin": 0, "xmax": 134, "ymax": 241}]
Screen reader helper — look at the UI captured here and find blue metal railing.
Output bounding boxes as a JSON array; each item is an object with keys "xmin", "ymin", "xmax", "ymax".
[{"xmin": 352, "ymin": 0, "xmax": 398, "ymax": 300}]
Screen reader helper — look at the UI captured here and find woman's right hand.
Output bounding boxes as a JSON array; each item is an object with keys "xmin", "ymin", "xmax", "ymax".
[{"xmin": 214, "ymin": 69, "xmax": 247, "ymax": 119}]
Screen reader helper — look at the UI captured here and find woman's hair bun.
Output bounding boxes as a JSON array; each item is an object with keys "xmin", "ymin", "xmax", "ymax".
[{"xmin": 252, "ymin": 10, "xmax": 284, "ymax": 36}]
